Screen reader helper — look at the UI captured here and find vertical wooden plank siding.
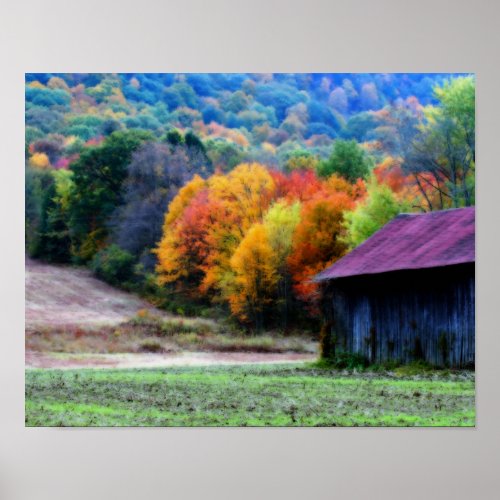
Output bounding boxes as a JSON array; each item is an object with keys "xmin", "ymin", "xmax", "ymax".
[{"xmin": 325, "ymin": 264, "xmax": 475, "ymax": 368}]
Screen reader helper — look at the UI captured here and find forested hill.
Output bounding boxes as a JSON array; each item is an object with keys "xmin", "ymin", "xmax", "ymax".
[
  {"xmin": 26, "ymin": 73, "xmax": 465, "ymax": 170},
  {"xmin": 25, "ymin": 73, "xmax": 475, "ymax": 330}
]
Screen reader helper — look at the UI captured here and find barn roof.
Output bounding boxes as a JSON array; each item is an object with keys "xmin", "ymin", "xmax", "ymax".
[{"xmin": 314, "ymin": 207, "xmax": 475, "ymax": 281}]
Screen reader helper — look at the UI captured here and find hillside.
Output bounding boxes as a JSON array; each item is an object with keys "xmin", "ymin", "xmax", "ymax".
[{"xmin": 25, "ymin": 257, "xmax": 162, "ymax": 328}]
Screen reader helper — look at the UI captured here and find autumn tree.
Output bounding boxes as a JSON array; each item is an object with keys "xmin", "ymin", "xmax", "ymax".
[
  {"xmin": 201, "ymin": 163, "xmax": 276, "ymax": 298},
  {"xmin": 373, "ymin": 156, "xmax": 428, "ymax": 209},
  {"xmin": 29, "ymin": 152, "xmax": 50, "ymax": 169},
  {"xmin": 373, "ymin": 157, "xmax": 407, "ymax": 193},
  {"xmin": 157, "ymin": 189, "xmax": 211, "ymax": 297},
  {"xmin": 155, "ymin": 175, "xmax": 208, "ymax": 289},
  {"xmin": 270, "ymin": 169, "xmax": 323, "ymax": 203},
  {"xmin": 157, "ymin": 163, "xmax": 276, "ymax": 308},
  {"xmin": 262, "ymin": 200, "xmax": 301, "ymax": 328},
  {"xmin": 229, "ymin": 223, "xmax": 277, "ymax": 329},
  {"xmin": 288, "ymin": 191, "xmax": 356, "ymax": 314}
]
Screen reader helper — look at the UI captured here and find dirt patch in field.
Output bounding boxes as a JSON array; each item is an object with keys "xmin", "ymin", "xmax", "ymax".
[
  {"xmin": 25, "ymin": 350, "xmax": 317, "ymax": 369},
  {"xmin": 25, "ymin": 257, "xmax": 168, "ymax": 328}
]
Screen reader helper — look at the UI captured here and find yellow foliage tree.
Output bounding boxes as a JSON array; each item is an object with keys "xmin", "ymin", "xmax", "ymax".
[
  {"xmin": 28, "ymin": 81, "xmax": 45, "ymax": 89},
  {"xmin": 229, "ymin": 223, "xmax": 277, "ymax": 328},
  {"xmin": 262, "ymin": 200, "xmax": 301, "ymax": 328},
  {"xmin": 29, "ymin": 152, "xmax": 50, "ymax": 169},
  {"xmin": 202, "ymin": 163, "xmax": 275, "ymax": 296}
]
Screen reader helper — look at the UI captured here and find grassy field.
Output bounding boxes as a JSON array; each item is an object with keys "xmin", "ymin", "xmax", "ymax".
[
  {"xmin": 26, "ymin": 316, "xmax": 316, "ymax": 356},
  {"xmin": 25, "ymin": 364, "xmax": 475, "ymax": 427}
]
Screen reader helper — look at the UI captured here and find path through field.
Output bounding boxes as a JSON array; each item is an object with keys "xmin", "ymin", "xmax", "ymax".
[{"xmin": 25, "ymin": 351, "xmax": 316, "ymax": 369}]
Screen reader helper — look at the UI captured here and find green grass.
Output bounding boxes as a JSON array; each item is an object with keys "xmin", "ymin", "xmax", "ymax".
[{"xmin": 25, "ymin": 364, "xmax": 475, "ymax": 427}]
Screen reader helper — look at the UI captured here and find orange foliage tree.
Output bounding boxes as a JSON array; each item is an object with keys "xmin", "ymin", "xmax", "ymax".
[
  {"xmin": 374, "ymin": 156, "xmax": 433, "ymax": 211},
  {"xmin": 155, "ymin": 175, "xmax": 207, "ymax": 288},
  {"xmin": 287, "ymin": 179, "xmax": 364, "ymax": 314},
  {"xmin": 270, "ymin": 169, "xmax": 323, "ymax": 203}
]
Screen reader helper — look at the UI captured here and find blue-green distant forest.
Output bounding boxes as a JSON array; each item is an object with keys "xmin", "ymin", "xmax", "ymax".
[{"xmin": 26, "ymin": 73, "xmax": 465, "ymax": 169}]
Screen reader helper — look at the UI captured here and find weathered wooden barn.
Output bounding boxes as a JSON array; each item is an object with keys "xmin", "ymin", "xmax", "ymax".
[{"xmin": 315, "ymin": 207, "xmax": 475, "ymax": 368}]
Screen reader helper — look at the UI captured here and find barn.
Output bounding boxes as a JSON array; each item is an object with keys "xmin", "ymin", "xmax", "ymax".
[{"xmin": 315, "ymin": 207, "xmax": 475, "ymax": 368}]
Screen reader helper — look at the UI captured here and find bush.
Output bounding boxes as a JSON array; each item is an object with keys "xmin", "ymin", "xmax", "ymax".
[
  {"xmin": 127, "ymin": 314, "xmax": 218, "ymax": 337},
  {"xmin": 322, "ymin": 351, "xmax": 369, "ymax": 370},
  {"xmin": 138, "ymin": 338, "xmax": 164, "ymax": 353},
  {"xmin": 161, "ymin": 297, "xmax": 213, "ymax": 318},
  {"xmin": 394, "ymin": 360, "xmax": 434, "ymax": 376},
  {"xmin": 91, "ymin": 244, "xmax": 136, "ymax": 287}
]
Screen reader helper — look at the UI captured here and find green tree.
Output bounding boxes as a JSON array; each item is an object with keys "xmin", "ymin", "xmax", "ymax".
[
  {"xmin": 68, "ymin": 130, "xmax": 152, "ymax": 261},
  {"xmin": 185, "ymin": 130, "xmax": 207, "ymax": 156},
  {"xmin": 317, "ymin": 139, "xmax": 372, "ymax": 182},
  {"xmin": 164, "ymin": 129, "xmax": 184, "ymax": 147},
  {"xmin": 25, "ymin": 166, "xmax": 53, "ymax": 256},
  {"xmin": 343, "ymin": 178, "xmax": 409, "ymax": 249},
  {"xmin": 282, "ymin": 150, "xmax": 319, "ymax": 173},
  {"xmin": 91, "ymin": 244, "xmax": 136, "ymax": 287},
  {"xmin": 205, "ymin": 139, "xmax": 246, "ymax": 172},
  {"xmin": 27, "ymin": 169, "xmax": 74, "ymax": 262}
]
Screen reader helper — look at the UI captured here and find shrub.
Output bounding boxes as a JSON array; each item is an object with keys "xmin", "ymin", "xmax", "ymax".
[
  {"xmin": 322, "ymin": 351, "xmax": 369, "ymax": 370},
  {"xmin": 394, "ymin": 360, "xmax": 434, "ymax": 376},
  {"xmin": 91, "ymin": 244, "xmax": 135, "ymax": 286},
  {"xmin": 138, "ymin": 338, "xmax": 164, "ymax": 353},
  {"xmin": 159, "ymin": 320, "xmax": 196, "ymax": 336},
  {"xmin": 127, "ymin": 315, "xmax": 218, "ymax": 337},
  {"xmin": 176, "ymin": 333, "xmax": 201, "ymax": 347}
]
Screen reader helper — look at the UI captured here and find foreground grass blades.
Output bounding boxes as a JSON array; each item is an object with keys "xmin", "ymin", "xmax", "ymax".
[{"xmin": 25, "ymin": 364, "xmax": 475, "ymax": 427}]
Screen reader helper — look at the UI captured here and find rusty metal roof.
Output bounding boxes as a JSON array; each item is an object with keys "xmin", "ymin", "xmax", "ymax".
[{"xmin": 314, "ymin": 207, "xmax": 475, "ymax": 281}]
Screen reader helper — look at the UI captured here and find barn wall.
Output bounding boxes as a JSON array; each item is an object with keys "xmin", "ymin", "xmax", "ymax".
[{"xmin": 324, "ymin": 263, "xmax": 475, "ymax": 368}]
